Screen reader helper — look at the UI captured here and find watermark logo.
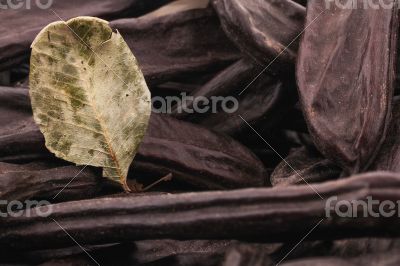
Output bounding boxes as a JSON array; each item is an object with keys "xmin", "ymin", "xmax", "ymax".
[
  {"xmin": 324, "ymin": 0, "xmax": 400, "ymax": 9},
  {"xmin": 0, "ymin": 0, "xmax": 53, "ymax": 10},
  {"xmin": 0, "ymin": 200, "xmax": 52, "ymax": 218},
  {"xmin": 152, "ymin": 93, "xmax": 239, "ymax": 114},
  {"xmin": 325, "ymin": 196, "xmax": 400, "ymax": 218}
]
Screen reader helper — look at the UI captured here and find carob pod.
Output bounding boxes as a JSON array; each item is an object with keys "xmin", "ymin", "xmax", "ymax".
[
  {"xmin": 233, "ymin": 129, "xmax": 293, "ymax": 170},
  {"xmin": 0, "ymin": 87, "xmax": 49, "ymax": 162},
  {"xmin": 8, "ymin": 239, "xmax": 400, "ymax": 266},
  {"xmin": 270, "ymin": 237, "xmax": 400, "ymax": 265},
  {"xmin": 171, "ymin": 59, "xmax": 257, "ymax": 120},
  {"xmin": 0, "ymin": 243, "xmax": 122, "ymax": 264},
  {"xmin": 326, "ymin": 238, "xmax": 400, "ymax": 258},
  {"xmin": 0, "ymin": 0, "xmax": 172, "ymax": 71},
  {"xmin": 222, "ymin": 244, "xmax": 274, "ymax": 266},
  {"xmin": 293, "ymin": 0, "xmax": 307, "ymax": 6},
  {"xmin": 277, "ymin": 251, "xmax": 400, "ymax": 266},
  {"xmin": 209, "ymin": 78, "xmax": 294, "ymax": 137},
  {"xmin": 131, "ymin": 239, "xmax": 237, "ymax": 265},
  {"xmin": 297, "ymin": 0, "xmax": 399, "ymax": 174},
  {"xmin": 38, "ymin": 253, "xmax": 222, "ymax": 266},
  {"xmin": 2, "ymin": 172, "xmax": 400, "ymax": 250},
  {"xmin": 142, "ymin": 0, "xmax": 211, "ymax": 19},
  {"xmin": 171, "ymin": 58, "xmax": 296, "ymax": 137},
  {"xmin": 0, "ymin": 162, "xmax": 105, "ymax": 203},
  {"xmin": 212, "ymin": 0, "xmax": 305, "ymax": 74},
  {"xmin": 136, "ymin": 113, "xmax": 267, "ymax": 189},
  {"xmin": 0, "ymin": 240, "xmax": 239, "ymax": 265},
  {"xmin": 370, "ymin": 97, "xmax": 400, "ymax": 171},
  {"xmin": 0, "ymin": 87, "xmax": 266, "ymax": 190},
  {"xmin": 270, "ymin": 147, "xmax": 341, "ymax": 187},
  {"xmin": 111, "ymin": 8, "xmax": 241, "ymax": 87}
]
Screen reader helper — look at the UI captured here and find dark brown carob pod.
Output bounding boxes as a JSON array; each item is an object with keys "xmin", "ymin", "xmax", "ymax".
[
  {"xmin": 297, "ymin": 0, "xmax": 399, "ymax": 174},
  {"xmin": 0, "ymin": 162, "xmax": 103, "ymax": 203},
  {"xmin": 171, "ymin": 59, "xmax": 257, "ymax": 120},
  {"xmin": 221, "ymin": 245, "xmax": 274, "ymax": 266},
  {"xmin": 270, "ymin": 147, "xmax": 341, "ymax": 187},
  {"xmin": 0, "ymin": 240, "xmax": 239, "ymax": 265},
  {"xmin": 137, "ymin": 113, "xmax": 268, "ymax": 189},
  {"xmin": 212, "ymin": 0, "xmax": 305, "ymax": 74},
  {"xmin": 0, "ymin": 0, "xmax": 172, "ymax": 71},
  {"xmin": 197, "ymin": 78, "xmax": 291, "ymax": 137},
  {"xmin": 170, "ymin": 59, "xmax": 294, "ymax": 137},
  {"xmin": 2, "ymin": 172, "xmax": 400, "ymax": 250},
  {"xmin": 277, "ymin": 252, "xmax": 400, "ymax": 266},
  {"xmin": 111, "ymin": 8, "xmax": 241, "ymax": 86},
  {"xmin": 370, "ymin": 97, "xmax": 400, "ymax": 171}
]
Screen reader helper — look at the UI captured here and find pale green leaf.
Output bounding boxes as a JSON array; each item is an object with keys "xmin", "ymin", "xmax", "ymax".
[{"xmin": 29, "ymin": 16, "xmax": 151, "ymax": 192}]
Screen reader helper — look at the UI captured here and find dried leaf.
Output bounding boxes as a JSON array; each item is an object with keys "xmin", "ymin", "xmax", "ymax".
[{"xmin": 29, "ymin": 17, "xmax": 152, "ymax": 191}]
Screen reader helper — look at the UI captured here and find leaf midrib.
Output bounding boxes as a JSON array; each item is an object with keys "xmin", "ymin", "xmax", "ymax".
[{"xmin": 75, "ymin": 39, "xmax": 125, "ymax": 184}]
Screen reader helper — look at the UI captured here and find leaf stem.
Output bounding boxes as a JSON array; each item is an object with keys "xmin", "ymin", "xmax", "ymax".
[{"xmin": 143, "ymin": 173, "xmax": 173, "ymax": 191}]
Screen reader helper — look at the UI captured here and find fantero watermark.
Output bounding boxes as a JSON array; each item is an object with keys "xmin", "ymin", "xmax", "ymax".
[
  {"xmin": 324, "ymin": 0, "xmax": 400, "ymax": 9},
  {"xmin": 152, "ymin": 93, "xmax": 239, "ymax": 114},
  {"xmin": 325, "ymin": 196, "xmax": 400, "ymax": 218},
  {"xmin": 0, "ymin": 200, "xmax": 52, "ymax": 218},
  {"xmin": 0, "ymin": 0, "xmax": 53, "ymax": 10}
]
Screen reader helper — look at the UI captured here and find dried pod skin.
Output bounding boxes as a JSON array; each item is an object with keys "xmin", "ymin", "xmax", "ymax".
[
  {"xmin": 212, "ymin": 0, "xmax": 305, "ymax": 73},
  {"xmin": 297, "ymin": 0, "xmax": 399, "ymax": 174},
  {"xmin": 270, "ymin": 147, "xmax": 341, "ymax": 187}
]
